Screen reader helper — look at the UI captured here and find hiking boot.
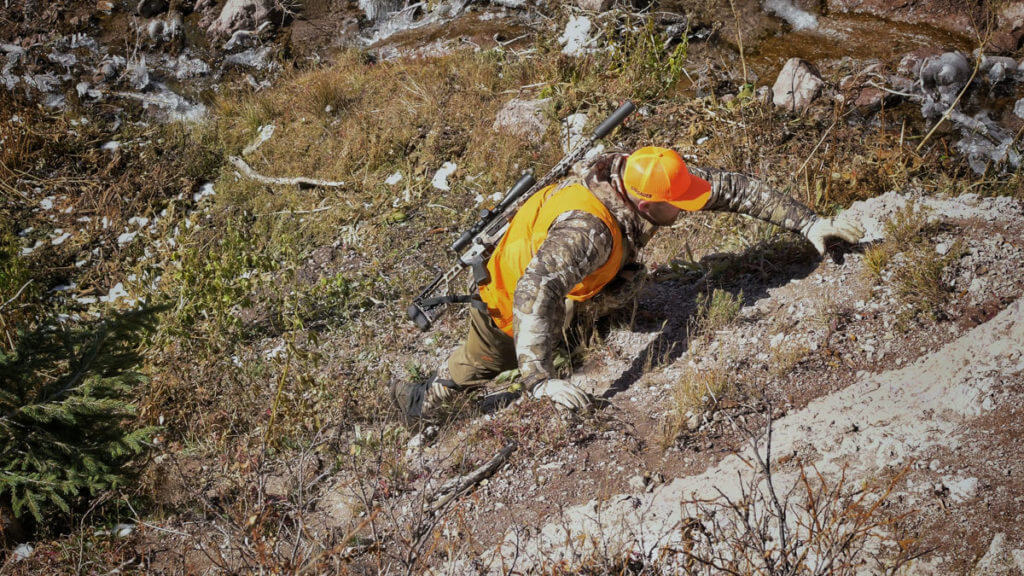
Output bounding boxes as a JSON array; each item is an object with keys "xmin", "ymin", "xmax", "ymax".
[{"xmin": 391, "ymin": 375, "xmax": 459, "ymax": 420}]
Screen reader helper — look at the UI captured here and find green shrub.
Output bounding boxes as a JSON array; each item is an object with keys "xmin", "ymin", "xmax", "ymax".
[{"xmin": 0, "ymin": 310, "xmax": 159, "ymax": 523}]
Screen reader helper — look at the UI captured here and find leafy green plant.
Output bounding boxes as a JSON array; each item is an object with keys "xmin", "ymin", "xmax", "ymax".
[{"xmin": 0, "ymin": 310, "xmax": 160, "ymax": 523}]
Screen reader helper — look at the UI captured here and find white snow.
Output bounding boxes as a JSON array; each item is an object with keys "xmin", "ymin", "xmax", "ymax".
[
  {"xmin": 39, "ymin": 197, "xmax": 55, "ymax": 210},
  {"xmin": 432, "ymin": 161, "xmax": 457, "ymax": 191},
  {"xmin": 21, "ymin": 240, "xmax": 42, "ymax": 256},
  {"xmin": 117, "ymin": 231, "xmax": 138, "ymax": 245},
  {"xmin": 559, "ymin": 16, "xmax": 595, "ymax": 56},
  {"xmin": 102, "ymin": 140, "xmax": 121, "ymax": 152},
  {"xmin": 51, "ymin": 231, "xmax": 72, "ymax": 245},
  {"xmin": 100, "ymin": 282, "xmax": 131, "ymax": 304},
  {"xmin": 765, "ymin": 0, "xmax": 818, "ymax": 30},
  {"xmin": 194, "ymin": 182, "xmax": 216, "ymax": 202},
  {"xmin": 386, "ymin": 171, "xmax": 403, "ymax": 186}
]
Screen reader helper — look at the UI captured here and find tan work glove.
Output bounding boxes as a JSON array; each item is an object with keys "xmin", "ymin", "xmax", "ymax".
[
  {"xmin": 802, "ymin": 214, "xmax": 866, "ymax": 255},
  {"xmin": 532, "ymin": 378, "xmax": 592, "ymax": 411}
]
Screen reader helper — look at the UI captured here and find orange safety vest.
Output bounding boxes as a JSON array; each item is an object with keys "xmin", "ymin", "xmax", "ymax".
[{"xmin": 478, "ymin": 182, "xmax": 625, "ymax": 337}]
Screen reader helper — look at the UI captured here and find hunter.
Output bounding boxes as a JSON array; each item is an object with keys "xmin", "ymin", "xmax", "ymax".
[{"xmin": 394, "ymin": 147, "xmax": 865, "ymax": 417}]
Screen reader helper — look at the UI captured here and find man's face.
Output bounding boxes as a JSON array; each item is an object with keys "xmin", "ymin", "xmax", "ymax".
[{"xmin": 636, "ymin": 200, "xmax": 681, "ymax": 227}]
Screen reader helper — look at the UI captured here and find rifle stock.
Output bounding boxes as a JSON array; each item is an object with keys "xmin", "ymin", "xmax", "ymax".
[{"xmin": 408, "ymin": 100, "xmax": 636, "ymax": 331}]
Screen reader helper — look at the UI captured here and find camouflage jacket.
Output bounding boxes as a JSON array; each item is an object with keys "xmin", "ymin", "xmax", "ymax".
[{"xmin": 513, "ymin": 153, "xmax": 818, "ymax": 388}]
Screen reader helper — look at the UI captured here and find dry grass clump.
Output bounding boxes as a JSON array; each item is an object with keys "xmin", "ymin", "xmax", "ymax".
[
  {"xmin": 693, "ymin": 288, "xmax": 743, "ymax": 335},
  {"xmin": 858, "ymin": 201, "xmax": 960, "ymax": 322},
  {"xmin": 661, "ymin": 365, "xmax": 731, "ymax": 446}
]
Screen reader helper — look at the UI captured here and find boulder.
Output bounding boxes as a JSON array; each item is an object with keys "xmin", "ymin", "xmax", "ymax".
[
  {"xmin": 208, "ymin": 0, "xmax": 273, "ymax": 36},
  {"xmin": 136, "ymin": 0, "xmax": 167, "ymax": 17},
  {"xmin": 493, "ymin": 98, "xmax": 552, "ymax": 143},
  {"xmin": 772, "ymin": 58, "xmax": 823, "ymax": 113}
]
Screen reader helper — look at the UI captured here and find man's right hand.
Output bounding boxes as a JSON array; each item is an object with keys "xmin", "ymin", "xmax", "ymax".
[
  {"xmin": 532, "ymin": 378, "xmax": 592, "ymax": 411},
  {"xmin": 802, "ymin": 214, "xmax": 866, "ymax": 256}
]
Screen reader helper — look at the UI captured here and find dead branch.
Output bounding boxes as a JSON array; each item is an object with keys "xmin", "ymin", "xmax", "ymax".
[
  {"xmin": 429, "ymin": 443, "xmax": 516, "ymax": 513},
  {"xmin": 228, "ymin": 156, "xmax": 347, "ymax": 189}
]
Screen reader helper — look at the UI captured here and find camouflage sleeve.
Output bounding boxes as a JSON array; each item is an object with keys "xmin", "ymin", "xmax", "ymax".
[
  {"xmin": 513, "ymin": 211, "xmax": 614, "ymax": 389},
  {"xmin": 690, "ymin": 166, "xmax": 819, "ymax": 233}
]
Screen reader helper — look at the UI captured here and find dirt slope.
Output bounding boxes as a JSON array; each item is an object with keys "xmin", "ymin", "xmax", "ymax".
[{"xmin": 401, "ymin": 190, "xmax": 1024, "ymax": 574}]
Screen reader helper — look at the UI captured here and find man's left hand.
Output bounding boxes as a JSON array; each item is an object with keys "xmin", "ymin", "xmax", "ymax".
[{"xmin": 803, "ymin": 214, "xmax": 865, "ymax": 255}]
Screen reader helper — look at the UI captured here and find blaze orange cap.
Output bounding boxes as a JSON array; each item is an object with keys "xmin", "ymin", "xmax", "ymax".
[{"xmin": 623, "ymin": 147, "xmax": 712, "ymax": 211}]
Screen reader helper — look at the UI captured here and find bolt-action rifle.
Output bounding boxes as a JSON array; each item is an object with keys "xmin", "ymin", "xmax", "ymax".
[{"xmin": 407, "ymin": 100, "xmax": 636, "ymax": 331}]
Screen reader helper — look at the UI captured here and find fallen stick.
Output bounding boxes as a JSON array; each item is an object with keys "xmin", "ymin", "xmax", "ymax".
[
  {"xmin": 228, "ymin": 156, "xmax": 346, "ymax": 189},
  {"xmin": 429, "ymin": 443, "xmax": 516, "ymax": 513}
]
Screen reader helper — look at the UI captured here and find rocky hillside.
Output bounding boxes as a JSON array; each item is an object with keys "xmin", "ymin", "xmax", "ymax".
[{"xmin": 1, "ymin": 0, "xmax": 1023, "ymax": 574}]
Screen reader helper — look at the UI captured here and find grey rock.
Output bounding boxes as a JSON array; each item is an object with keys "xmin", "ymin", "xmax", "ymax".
[
  {"xmin": 493, "ymin": 98, "xmax": 552, "ymax": 143},
  {"xmin": 1015, "ymin": 98, "xmax": 1024, "ymax": 120},
  {"xmin": 137, "ymin": 0, "xmax": 168, "ymax": 17},
  {"xmin": 772, "ymin": 58, "xmax": 823, "ymax": 112}
]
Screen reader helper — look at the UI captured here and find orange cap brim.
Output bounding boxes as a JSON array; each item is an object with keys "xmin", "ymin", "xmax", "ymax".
[{"xmin": 666, "ymin": 173, "xmax": 712, "ymax": 211}]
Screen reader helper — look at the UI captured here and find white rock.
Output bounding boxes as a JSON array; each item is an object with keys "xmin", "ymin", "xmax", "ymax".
[
  {"xmin": 562, "ymin": 113, "xmax": 588, "ymax": 153},
  {"xmin": 772, "ymin": 58, "xmax": 823, "ymax": 112},
  {"xmin": 431, "ymin": 161, "xmax": 457, "ymax": 191},
  {"xmin": 493, "ymin": 98, "xmax": 552, "ymax": 143},
  {"xmin": 946, "ymin": 476, "xmax": 978, "ymax": 503}
]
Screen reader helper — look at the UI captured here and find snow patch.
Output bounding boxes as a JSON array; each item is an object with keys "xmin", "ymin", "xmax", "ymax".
[
  {"xmin": 765, "ymin": 0, "xmax": 818, "ymax": 30},
  {"xmin": 559, "ymin": 16, "xmax": 595, "ymax": 56},
  {"xmin": 432, "ymin": 161, "xmax": 457, "ymax": 191}
]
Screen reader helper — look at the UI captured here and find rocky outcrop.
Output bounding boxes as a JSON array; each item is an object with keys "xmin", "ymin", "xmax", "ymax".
[{"xmin": 772, "ymin": 57, "xmax": 823, "ymax": 112}]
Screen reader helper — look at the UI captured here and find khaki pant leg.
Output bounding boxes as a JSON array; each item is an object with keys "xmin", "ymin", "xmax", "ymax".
[{"xmin": 447, "ymin": 307, "xmax": 518, "ymax": 390}]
